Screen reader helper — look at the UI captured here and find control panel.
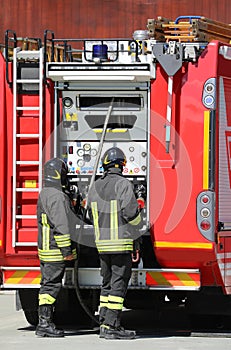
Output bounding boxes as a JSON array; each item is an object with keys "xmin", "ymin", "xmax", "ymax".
[{"xmin": 61, "ymin": 141, "xmax": 147, "ymax": 177}]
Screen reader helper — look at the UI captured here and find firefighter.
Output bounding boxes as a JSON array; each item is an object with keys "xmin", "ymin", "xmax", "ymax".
[
  {"xmin": 87, "ymin": 147, "xmax": 144, "ymax": 340},
  {"xmin": 35, "ymin": 157, "xmax": 79, "ymax": 337}
]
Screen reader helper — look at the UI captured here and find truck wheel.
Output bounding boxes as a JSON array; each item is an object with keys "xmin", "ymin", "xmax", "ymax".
[
  {"xmin": 17, "ymin": 289, "xmax": 39, "ymax": 326},
  {"xmin": 24, "ymin": 309, "xmax": 38, "ymax": 326}
]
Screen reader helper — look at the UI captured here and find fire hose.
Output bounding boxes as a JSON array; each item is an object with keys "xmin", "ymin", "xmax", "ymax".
[{"xmin": 73, "ymin": 98, "xmax": 114, "ymax": 326}]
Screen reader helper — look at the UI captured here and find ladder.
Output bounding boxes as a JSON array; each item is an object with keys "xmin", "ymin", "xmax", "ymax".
[
  {"xmin": 12, "ymin": 47, "xmax": 44, "ymax": 247},
  {"xmin": 147, "ymin": 16, "xmax": 231, "ymax": 43}
]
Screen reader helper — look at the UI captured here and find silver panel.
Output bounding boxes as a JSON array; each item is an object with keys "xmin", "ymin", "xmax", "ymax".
[{"xmin": 219, "ymin": 77, "xmax": 231, "ymax": 222}]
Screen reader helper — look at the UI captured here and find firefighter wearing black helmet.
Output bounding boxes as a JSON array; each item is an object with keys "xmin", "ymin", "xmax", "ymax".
[
  {"xmin": 36, "ymin": 157, "xmax": 79, "ymax": 338},
  {"xmin": 87, "ymin": 147, "xmax": 144, "ymax": 340}
]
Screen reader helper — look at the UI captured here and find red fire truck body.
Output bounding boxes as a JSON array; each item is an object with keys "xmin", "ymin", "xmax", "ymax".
[{"xmin": 1, "ymin": 17, "xmax": 231, "ymax": 324}]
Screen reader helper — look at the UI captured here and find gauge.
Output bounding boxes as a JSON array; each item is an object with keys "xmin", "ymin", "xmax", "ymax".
[
  {"xmin": 77, "ymin": 159, "xmax": 85, "ymax": 167},
  {"xmin": 63, "ymin": 97, "xmax": 73, "ymax": 108},
  {"xmin": 77, "ymin": 149, "xmax": 84, "ymax": 157},
  {"xmin": 91, "ymin": 148, "xmax": 97, "ymax": 157},
  {"xmin": 83, "ymin": 143, "xmax": 91, "ymax": 151}
]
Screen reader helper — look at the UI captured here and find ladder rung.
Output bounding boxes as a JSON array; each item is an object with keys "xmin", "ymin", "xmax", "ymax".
[
  {"xmin": 16, "ymin": 134, "xmax": 40, "ymax": 138},
  {"xmin": 15, "ymin": 242, "xmax": 38, "ymax": 247},
  {"xmin": 16, "ymin": 79, "xmax": 40, "ymax": 83},
  {"xmin": 16, "ymin": 215, "xmax": 37, "ymax": 219},
  {"xmin": 16, "ymin": 161, "xmax": 39, "ymax": 165},
  {"xmin": 16, "ymin": 188, "xmax": 39, "ymax": 192},
  {"xmin": 16, "ymin": 107, "xmax": 40, "ymax": 111}
]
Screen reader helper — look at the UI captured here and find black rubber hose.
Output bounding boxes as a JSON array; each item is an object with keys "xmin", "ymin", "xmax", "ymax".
[{"xmin": 73, "ymin": 245, "xmax": 100, "ymax": 326}]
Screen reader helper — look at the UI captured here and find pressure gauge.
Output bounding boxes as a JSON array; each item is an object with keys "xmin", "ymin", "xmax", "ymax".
[
  {"xmin": 63, "ymin": 97, "xmax": 73, "ymax": 108},
  {"xmin": 77, "ymin": 149, "xmax": 84, "ymax": 157},
  {"xmin": 77, "ymin": 159, "xmax": 85, "ymax": 167},
  {"xmin": 83, "ymin": 143, "xmax": 91, "ymax": 151},
  {"xmin": 91, "ymin": 148, "xmax": 97, "ymax": 157}
]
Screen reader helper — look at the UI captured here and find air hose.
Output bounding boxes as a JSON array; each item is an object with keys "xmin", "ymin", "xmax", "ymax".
[{"xmin": 73, "ymin": 98, "xmax": 114, "ymax": 326}]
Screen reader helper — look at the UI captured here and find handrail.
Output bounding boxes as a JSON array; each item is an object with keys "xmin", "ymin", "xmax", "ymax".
[
  {"xmin": 174, "ymin": 15, "xmax": 202, "ymax": 24},
  {"xmin": 5, "ymin": 29, "xmax": 17, "ymax": 87},
  {"xmin": 43, "ymin": 29, "xmax": 55, "ymax": 83}
]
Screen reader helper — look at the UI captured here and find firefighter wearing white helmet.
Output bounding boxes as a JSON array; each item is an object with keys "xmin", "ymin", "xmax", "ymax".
[
  {"xmin": 36, "ymin": 157, "xmax": 80, "ymax": 338},
  {"xmin": 87, "ymin": 147, "xmax": 144, "ymax": 340}
]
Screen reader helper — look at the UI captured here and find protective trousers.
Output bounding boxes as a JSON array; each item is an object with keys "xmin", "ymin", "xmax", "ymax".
[
  {"xmin": 99, "ymin": 253, "xmax": 132, "ymax": 328},
  {"xmin": 38, "ymin": 261, "xmax": 65, "ymax": 305}
]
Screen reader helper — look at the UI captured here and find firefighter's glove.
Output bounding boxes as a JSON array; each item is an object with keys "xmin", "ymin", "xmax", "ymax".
[
  {"xmin": 64, "ymin": 254, "xmax": 75, "ymax": 261},
  {"xmin": 134, "ymin": 184, "xmax": 146, "ymax": 210},
  {"xmin": 69, "ymin": 185, "xmax": 82, "ymax": 208}
]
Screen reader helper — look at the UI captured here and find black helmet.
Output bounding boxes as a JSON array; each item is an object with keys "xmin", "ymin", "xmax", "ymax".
[
  {"xmin": 102, "ymin": 147, "xmax": 127, "ymax": 170},
  {"xmin": 44, "ymin": 157, "xmax": 68, "ymax": 188}
]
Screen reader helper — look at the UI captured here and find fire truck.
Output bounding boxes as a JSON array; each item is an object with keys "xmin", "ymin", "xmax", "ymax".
[{"xmin": 1, "ymin": 15, "xmax": 231, "ymax": 326}]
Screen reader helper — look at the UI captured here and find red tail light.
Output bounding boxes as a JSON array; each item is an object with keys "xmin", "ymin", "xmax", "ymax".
[{"xmin": 200, "ymin": 220, "xmax": 211, "ymax": 231}]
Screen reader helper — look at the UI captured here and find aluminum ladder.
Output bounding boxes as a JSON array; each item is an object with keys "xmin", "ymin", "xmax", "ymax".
[{"xmin": 12, "ymin": 47, "xmax": 44, "ymax": 247}]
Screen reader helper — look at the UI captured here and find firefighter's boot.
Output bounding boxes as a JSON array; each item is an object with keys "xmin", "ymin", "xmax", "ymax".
[
  {"xmin": 104, "ymin": 326, "xmax": 136, "ymax": 340},
  {"xmin": 35, "ymin": 305, "xmax": 64, "ymax": 337}
]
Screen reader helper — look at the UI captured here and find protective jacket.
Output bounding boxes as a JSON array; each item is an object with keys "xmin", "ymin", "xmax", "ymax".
[
  {"xmin": 87, "ymin": 167, "xmax": 142, "ymax": 254},
  {"xmin": 37, "ymin": 187, "xmax": 78, "ymax": 262}
]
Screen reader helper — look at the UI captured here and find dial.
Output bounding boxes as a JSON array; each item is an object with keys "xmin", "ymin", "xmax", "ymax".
[
  {"xmin": 77, "ymin": 159, "xmax": 85, "ymax": 167},
  {"xmin": 77, "ymin": 149, "xmax": 84, "ymax": 157},
  {"xmin": 91, "ymin": 148, "xmax": 97, "ymax": 157},
  {"xmin": 83, "ymin": 143, "xmax": 91, "ymax": 151}
]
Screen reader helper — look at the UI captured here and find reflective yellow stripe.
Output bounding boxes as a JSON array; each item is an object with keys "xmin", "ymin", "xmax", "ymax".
[
  {"xmin": 91, "ymin": 202, "xmax": 100, "ymax": 240},
  {"xmin": 38, "ymin": 248, "xmax": 63, "ymax": 262},
  {"xmin": 108, "ymin": 295, "xmax": 124, "ymax": 303},
  {"xmin": 203, "ymin": 111, "xmax": 210, "ymax": 190},
  {"xmin": 107, "ymin": 294, "xmax": 124, "ymax": 311},
  {"xmin": 175, "ymin": 272, "xmax": 200, "ymax": 287},
  {"xmin": 93, "ymin": 128, "xmax": 128, "ymax": 133},
  {"xmin": 54, "ymin": 234, "xmax": 71, "ymax": 247},
  {"xmin": 110, "ymin": 200, "xmax": 118, "ymax": 240},
  {"xmin": 154, "ymin": 241, "xmax": 213, "ymax": 249},
  {"xmin": 100, "ymin": 324, "xmax": 110, "ymax": 330},
  {"xmin": 100, "ymin": 295, "xmax": 108, "ymax": 302},
  {"xmin": 72, "ymin": 248, "xmax": 77, "ymax": 259},
  {"xmin": 107, "ymin": 303, "xmax": 123, "ymax": 310},
  {"xmin": 41, "ymin": 213, "xmax": 50, "ymax": 250},
  {"xmin": 129, "ymin": 213, "xmax": 141, "ymax": 226},
  {"xmin": 39, "ymin": 293, "xmax": 56, "ymax": 305},
  {"xmin": 100, "ymin": 302, "xmax": 108, "ymax": 308},
  {"xmin": 96, "ymin": 239, "xmax": 133, "ymax": 252}
]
